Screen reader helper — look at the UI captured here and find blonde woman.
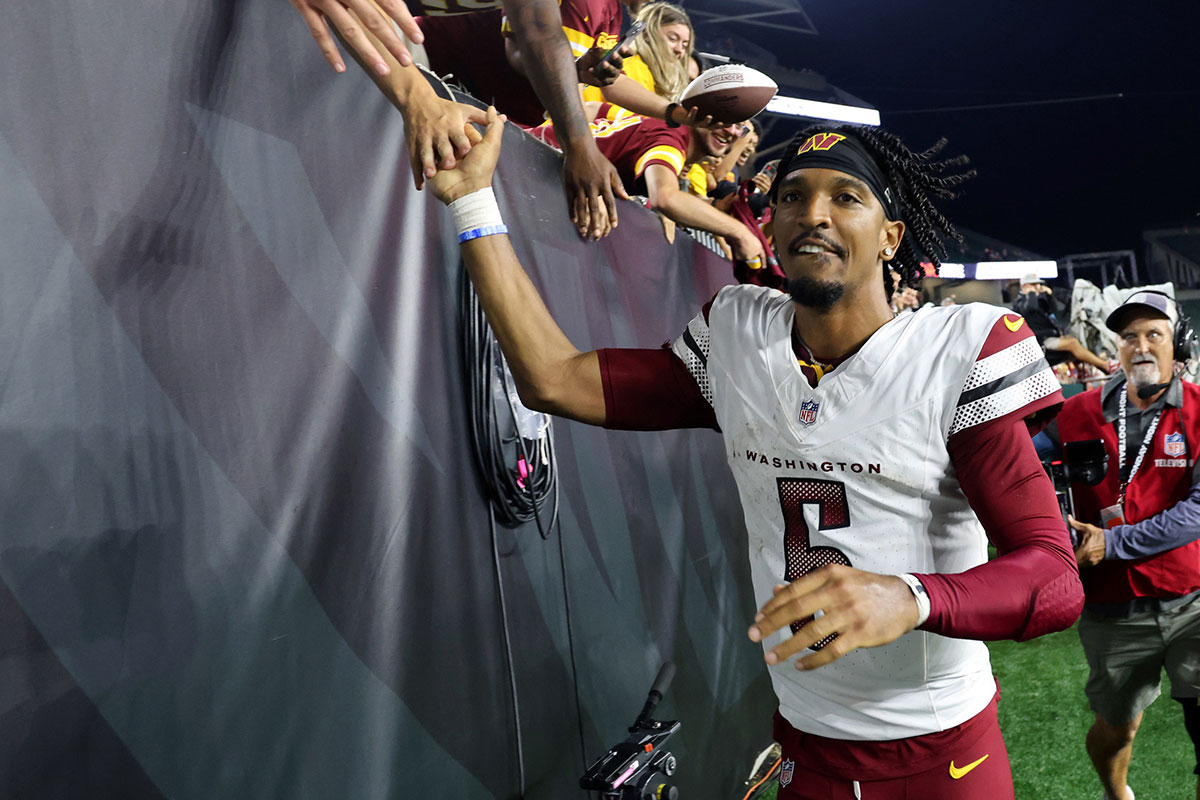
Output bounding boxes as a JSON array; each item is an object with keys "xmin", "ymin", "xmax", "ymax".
[{"xmin": 584, "ymin": 2, "xmax": 694, "ymax": 114}]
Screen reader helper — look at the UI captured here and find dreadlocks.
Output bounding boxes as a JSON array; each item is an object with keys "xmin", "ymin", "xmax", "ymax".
[{"xmin": 770, "ymin": 123, "xmax": 976, "ymax": 302}]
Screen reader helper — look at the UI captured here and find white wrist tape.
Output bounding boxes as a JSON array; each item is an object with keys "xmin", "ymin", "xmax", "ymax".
[
  {"xmin": 898, "ymin": 573, "xmax": 931, "ymax": 627},
  {"xmin": 449, "ymin": 187, "xmax": 506, "ymax": 241}
]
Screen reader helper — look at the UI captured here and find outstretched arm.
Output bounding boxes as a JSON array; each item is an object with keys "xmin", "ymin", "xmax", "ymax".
[
  {"xmin": 1070, "ymin": 480, "xmax": 1200, "ymax": 565},
  {"xmin": 290, "ymin": 0, "xmax": 422, "ymax": 73},
  {"xmin": 643, "ymin": 165, "xmax": 765, "ymax": 263},
  {"xmin": 599, "ymin": 77, "xmax": 720, "ymax": 128},
  {"xmin": 505, "ymin": 0, "xmax": 628, "ymax": 240},
  {"xmin": 430, "ymin": 109, "xmax": 606, "ymax": 423},
  {"xmin": 328, "ymin": 0, "xmax": 487, "ymax": 188}
]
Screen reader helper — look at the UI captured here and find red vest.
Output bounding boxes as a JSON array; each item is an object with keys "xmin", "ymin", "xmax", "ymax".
[{"xmin": 1057, "ymin": 381, "xmax": 1200, "ymax": 602}]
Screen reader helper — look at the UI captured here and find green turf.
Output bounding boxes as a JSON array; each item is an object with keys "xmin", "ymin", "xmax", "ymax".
[
  {"xmin": 992, "ymin": 624, "xmax": 1193, "ymax": 799},
  {"xmin": 753, "ymin": 624, "xmax": 1195, "ymax": 799}
]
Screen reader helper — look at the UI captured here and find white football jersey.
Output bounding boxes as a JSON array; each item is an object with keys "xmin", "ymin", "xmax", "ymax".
[{"xmin": 671, "ymin": 285, "xmax": 1059, "ymax": 740}]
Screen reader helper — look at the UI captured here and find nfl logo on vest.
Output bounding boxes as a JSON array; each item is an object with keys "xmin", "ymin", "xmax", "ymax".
[{"xmin": 799, "ymin": 399, "xmax": 819, "ymax": 426}]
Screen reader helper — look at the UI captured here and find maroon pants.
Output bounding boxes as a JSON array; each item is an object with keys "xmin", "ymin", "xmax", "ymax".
[{"xmin": 776, "ymin": 698, "xmax": 1014, "ymax": 799}]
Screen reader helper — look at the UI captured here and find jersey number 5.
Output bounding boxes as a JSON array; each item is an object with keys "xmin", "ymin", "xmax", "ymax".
[{"xmin": 777, "ymin": 477, "xmax": 852, "ymax": 649}]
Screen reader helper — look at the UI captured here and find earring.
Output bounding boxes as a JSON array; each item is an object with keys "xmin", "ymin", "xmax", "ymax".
[{"xmin": 884, "ymin": 247, "xmax": 893, "ymax": 257}]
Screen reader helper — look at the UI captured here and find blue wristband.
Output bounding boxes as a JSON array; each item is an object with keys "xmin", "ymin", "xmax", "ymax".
[{"xmin": 458, "ymin": 224, "xmax": 509, "ymax": 243}]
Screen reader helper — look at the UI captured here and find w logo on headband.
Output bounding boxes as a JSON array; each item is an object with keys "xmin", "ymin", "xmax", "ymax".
[{"xmin": 798, "ymin": 132, "xmax": 846, "ymax": 153}]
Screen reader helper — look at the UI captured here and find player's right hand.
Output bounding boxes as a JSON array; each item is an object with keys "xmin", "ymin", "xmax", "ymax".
[
  {"xmin": 429, "ymin": 106, "xmax": 506, "ymax": 205},
  {"xmin": 402, "ymin": 98, "xmax": 488, "ymax": 189},
  {"xmin": 747, "ymin": 564, "xmax": 920, "ymax": 671},
  {"xmin": 562, "ymin": 140, "xmax": 629, "ymax": 240},
  {"xmin": 290, "ymin": 0, "xmax": 423, "ymax": 74}
]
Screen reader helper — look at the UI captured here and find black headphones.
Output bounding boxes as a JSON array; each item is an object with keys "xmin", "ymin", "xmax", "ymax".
[{"xmin": 1118, "ymin": 289, "xmax": 1197, "ymax": 362}]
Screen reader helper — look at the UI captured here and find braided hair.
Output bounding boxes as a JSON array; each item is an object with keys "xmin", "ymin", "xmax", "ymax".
[{"xmin": 770, "ymin": 124, "xmax": 975, "ymax": 300}]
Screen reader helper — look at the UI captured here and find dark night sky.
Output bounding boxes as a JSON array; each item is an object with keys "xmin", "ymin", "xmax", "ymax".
[{"xmin": 702, "ymin": 1, "xmax": 1200, "ymax": 259}]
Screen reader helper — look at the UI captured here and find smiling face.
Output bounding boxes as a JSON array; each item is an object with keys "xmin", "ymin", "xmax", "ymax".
[
  {"xmin": 737, "ymin": 130, "xmax": 758, "ymax": 166},
  {"xmin": 1117, "ymin": 312, "xmax": 1174, "ymax": 389},
  {"xmin": 773, "ymin": 167, "xmax": 904, "ymax": 310},
  {"xmin": 693, "ymin": 122, "xmax": 745, "ymax": 159}
]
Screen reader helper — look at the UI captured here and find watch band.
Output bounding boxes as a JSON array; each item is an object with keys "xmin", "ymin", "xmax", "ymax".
[
  {"xmin": 664, "ymin": 102, "xmax": 682, "ymax": 128},
  {"xmin": 898, "ymin": 573, "xmax": 931, "ymax": 626}
]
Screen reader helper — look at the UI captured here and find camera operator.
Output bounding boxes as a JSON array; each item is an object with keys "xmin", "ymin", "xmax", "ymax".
[
  {"xmin": 1012, "ymin": 273, "xmax": 1109, "ymax": 372},
  {"xmin": 1053, "ymin": 290, "xmax": 1200, "ymax": 800}
]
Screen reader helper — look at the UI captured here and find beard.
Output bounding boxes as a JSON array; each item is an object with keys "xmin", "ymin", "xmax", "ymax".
[
  {"xmin": 1126, "ymin": 360, "xmax": 1164, "ymax": 389},
  {"xmin": 788, "ymin": 275, "xmax": 845, "ymax": 311}
]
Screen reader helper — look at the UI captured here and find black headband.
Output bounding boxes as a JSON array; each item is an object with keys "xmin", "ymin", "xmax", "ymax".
[{"xmin": 778, "ymin": 131, "xmax": 900, "ymax": 221}]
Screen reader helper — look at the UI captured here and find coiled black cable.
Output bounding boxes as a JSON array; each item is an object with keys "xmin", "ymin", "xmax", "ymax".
[{"xmin": 461, "ymin": 268, "xmax": 559, "ymax": 535}]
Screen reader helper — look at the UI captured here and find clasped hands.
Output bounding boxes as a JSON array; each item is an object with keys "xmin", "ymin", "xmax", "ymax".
[{"xmin": 747, "ymin": 564, "xmax": 921, "ymax": 671}]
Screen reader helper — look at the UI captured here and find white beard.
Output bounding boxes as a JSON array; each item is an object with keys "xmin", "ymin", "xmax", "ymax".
[{"xmin": 1127, "ymin": 361, "xmax": 1164, "ymax": 389}]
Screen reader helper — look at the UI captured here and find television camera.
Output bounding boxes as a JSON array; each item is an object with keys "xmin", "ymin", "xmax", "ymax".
[
  {"xmin": 580, "ymin": 663, "xmax": 681, "ymax": 799},
  {"xmin": 1042, "ymin": 438, "xmax": 1108, "ymax": 544}
]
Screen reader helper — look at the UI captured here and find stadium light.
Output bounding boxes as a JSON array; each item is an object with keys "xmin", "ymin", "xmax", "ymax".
[
  {"xmin": 972, "ymin": 261, "xmax": 1059, "ymax": 281},
  {"xmin": 919, "ymin": 261, "xmax": 1059, "ymax": 280},
  {"xmin": 937, "ymin": 263, "xmax": 966, "ymax": 279},
  {"xmin": 764, "ymin": 95, "xmax": 881, "ymax": 126}
]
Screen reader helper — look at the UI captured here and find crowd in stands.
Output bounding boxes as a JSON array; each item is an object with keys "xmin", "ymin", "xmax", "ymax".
[
  {"xmin": 286, "ymin": 0, "xmax": 1179, "ymax": 394},
  {"xmin": 286, "ymin": 0, "xmax": 1190, "ymax": 401},
  {"xmin": 283, "ymin": 0, "xmax": 1198, "ymax": 404},
  {"xmin": 289, "ymin": 0, "xmax": 778, "ymax": 272},
  {"xmin": 1008, "ymin": 274, "xmax": 1119, "ymax": 389}
]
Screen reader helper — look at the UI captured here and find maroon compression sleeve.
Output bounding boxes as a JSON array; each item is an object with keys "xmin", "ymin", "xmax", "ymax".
[
  {"xmin": 915, "ymin": 415, "xmax": 1084, "ymax": 641},
  {"xmin": 598, "ymin": 348, "xmax": 719, "ymax": 431}
]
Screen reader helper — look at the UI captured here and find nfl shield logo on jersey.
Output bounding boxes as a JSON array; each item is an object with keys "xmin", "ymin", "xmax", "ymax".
[
  {"xmin": 798, "ymin": 399, "xmax": 819, "ymax": 426},
  {"xmin": 779, "ymin": 758, "xmax": 794, "ymax": 788},
  {"xmin": 1165, "ymin": 431, "xmax": 1187, "ymax": 457}
]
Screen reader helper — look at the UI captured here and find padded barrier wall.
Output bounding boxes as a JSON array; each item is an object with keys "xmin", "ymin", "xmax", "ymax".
[{"xmin": 0, "ymin": 1, "xmax": 777, "ymax": 797}]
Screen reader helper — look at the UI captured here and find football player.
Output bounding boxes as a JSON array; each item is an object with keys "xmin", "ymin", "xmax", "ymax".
[{"xmin": 432, "ymin": 108, "xmax": 1085, "ymax": 799}]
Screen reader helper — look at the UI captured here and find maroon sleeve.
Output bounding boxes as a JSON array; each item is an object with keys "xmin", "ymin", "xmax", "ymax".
[
  {"xmin": 914, "ymin": 414, "xmax": 1084, "ymax": 641},
  {"xmin": 597, "ymin": 348, "xmax": 719, "ymax": 431}
]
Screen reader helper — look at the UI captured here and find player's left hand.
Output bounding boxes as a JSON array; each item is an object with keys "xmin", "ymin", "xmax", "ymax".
[
  {"xmin": 1069, "ymin": 515, "xmax": 1106, "ymax": 567},
  {"xmin": 748, "ymin": 564, "xmax": 920, "ymax": 671},
  {"xmin": 290, "ymin": 0, "xmax": 423, "ymax": 74},
  {"xmin": 577, "ymin": 45, "xmax": 632, "ymax": 87}
]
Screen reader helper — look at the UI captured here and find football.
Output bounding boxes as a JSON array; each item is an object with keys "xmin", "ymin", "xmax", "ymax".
[{"xmin": 680, "ymin": 64, "xmax": 778, "ymax": 124}]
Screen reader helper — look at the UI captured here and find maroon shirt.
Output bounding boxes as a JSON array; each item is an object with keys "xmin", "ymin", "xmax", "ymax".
[{"xmin": 527, "ymin": 106, "xmax": 691, "ymax": 193}]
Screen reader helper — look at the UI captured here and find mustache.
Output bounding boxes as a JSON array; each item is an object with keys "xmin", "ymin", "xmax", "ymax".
[{"xmin": 788, "ymin": 227, "xmax": 847, "ymax": 259}]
